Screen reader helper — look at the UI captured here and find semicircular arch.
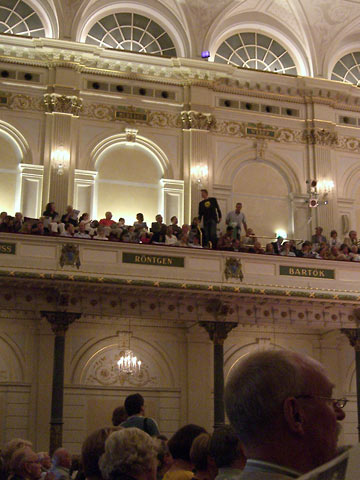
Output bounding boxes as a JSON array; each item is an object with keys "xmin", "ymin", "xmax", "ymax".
[
  {"xmin": 70, "ymin": 334, "xmax": 176, "ymax": 389},
  {"xmin": 217, "ymin": 146, "xmax": 301, "ymax": 195},
  {"xmin": 0, "ymin": 120, "xmax": 32, "ymax": 164},
  {"xmin": 75, "ymin": 1, "xmax": 189, "ymax": 57},
  {"xmin": 88, "ymin": 132, "xmax": 172, "ymax": 179}
]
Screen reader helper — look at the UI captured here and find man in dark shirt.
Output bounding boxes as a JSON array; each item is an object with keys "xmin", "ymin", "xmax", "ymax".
[{"xmin": 198, "ymin": 189, "xmax": 222, "ymax": 248}]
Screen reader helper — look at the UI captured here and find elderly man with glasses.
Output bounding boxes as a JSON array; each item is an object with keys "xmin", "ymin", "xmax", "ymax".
[{"xmin": 224, "ymin": 349, "xmax": 346, "ymax": 479}]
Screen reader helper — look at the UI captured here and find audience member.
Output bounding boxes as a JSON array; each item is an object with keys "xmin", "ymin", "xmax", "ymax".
[
  {"xmin": 297, "ymin": 241, "xmax": 313, "ymax": 258},
  {"xmin": 178, "ymin": 233, "xmax": 189, "ymax": 247},
  {"xmin": 164, "ymin": 424, "xmax": 206, "ymax": 480},
  {"xmin": 112, "ymin": 406, "xmax": 128, "ymax": 427},
  {"xmin": 338, "ymin": 243, "xmax": 350, "ymax": 260},
  {"xmin": 252, "ymin": 241, "xmax": 264, "ymax": 254},
  {"xmin": 43, "ymin": 203, "xmax": 59, "ymax": 221},
  {"xmin": 265, "ymin": 243, "xmax": 274, "ymax": 255},
  {"xmin": 51, "ymin": 449, "xmax": 71, "ymax": 480},
  {"xmin": 350, "ymin": 245, "xmax": 360, "ymax": 261},
  {"xmin": 74, "ymin": 222, "xmax": 91, "ymax": 239},
  {"xmin": 99, "ymin": 212, "xmax": 115, "ymax": 228},
  {"xmin": 311, "ymin": 226, "xmax": 327, "ymax": 246},
  {"xmin": 2, "ymin": 438, "xmax": 33, "ymax": 480},
  {"xmin": 38, "ymin": 453, "xmax": 51, "ymax": 475},
  {"xmin": 60, "ymin": 223, "xmax": 75, "ymax": 237},
  {"xmin": 32, "ymin": 221, "xmax": 46, "ymax": 235},
  {"xmin": 10, "ymin": 447, "xmax": 42, "ymax": 480},
  {"xmin": 13, "ymin": 212, "xmax": 24, "ymax": 232},
  {"xmin": 165, "ymin": 226, "xmax": 178, "ymax": 246},
  {"xmin": 151, "ymin": 215, "xmax": 167, "ymax": 243},
  {"xmin": 94, "ymin": 225, "xmax": 108, "ymax": 241},
  {"xmin": 189, "ymin": 433, "xmax": 217, "ymax": 480},
  {"xmin": 81, "ymin": 427, "xmax": 117, "ymax": 480},
  {"xmin": 209, "ymin": 426, "xmax": 246, "ymax": 480},
  {"xmin": 134, "ymin": 213, "xmax": 147, "ymax": 231},
  {"xmin": 99, "ymin": 429, "xmax": 158, "ymax": 480},
  {"xmin": 225, "ymin": 349, "xmax": 346, "ymax": 477},
  {"xmin": 79, "ymin": 213, "xmax": 93, "ymax": 233},
  {"xmin": 0, "ymin": 211, "xmax": 7, "ymax": 223},
  {"xmin": 189, "ymin": 217, "xmax": 203, "ymax": 245},
  {"xmin": 169, "ymin": 217, "xmax": 182, "ymax": 238},
  {"xmin": 271, "ymin": 235, "xmax": 283, "ymax": 254},
  {"xmin": 344, "ymin": 230, "xmax": 359, "ymax": 251},
  {"xmin": 280, "ymin": 241, "xmax": 296, "ymax": 257},
  {"xmin": 156, "ymin": 436, "xmax": 173, "ymax": 480},
  {"xmin": 217, "ymin": 227, "xmax": 236, "ymax": 251},
  {"xmin": 0, "ymin": 215, "xmax": 14, "ymax": 232},
  {"xmin": 198, "ymin": 189, "xmax": 221, "ymax": 249},
  {"xmin": 121, "ymin": 393, "xmax": 159, "ymax": 437},
  {"xmin": 225, "ymin": 202, "xmax": 248, "ymax": 241},
  {"xmin": 242, "ymin": 228, "xmax": 257, "ymax": 247},
  {"xmin": 61, "ymin": 206, "xmax": 79, "ymax": 228},
  {"xmin": 139, "ymin": 230, "xmax": 152, "ymax": 244},
  {"xmin": 329, "ymin": 230, "xmax": 341, "ymax": 249}
]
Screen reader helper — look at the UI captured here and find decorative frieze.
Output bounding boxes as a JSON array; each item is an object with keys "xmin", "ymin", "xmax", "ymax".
[
  {"xmin": 304, "ymin": 128, "xmax": 338, "ymax": 146},
  {"xmin": 44, "ymin": 93, "xmax": 83, "ymax": 116}
]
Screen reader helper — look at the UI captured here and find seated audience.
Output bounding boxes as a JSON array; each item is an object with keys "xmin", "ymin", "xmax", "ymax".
[
  {"xmin": 61, "ymin": 206, "xmax": 79, "ymax": 228},
  {"xmin": 296, "ymin": 241, "xmax": 313, "ymax": 258},
  {"xmin": 311, "ymin": 226, "xmax": 327, "ymax": 246},
  {"xmin": 2, "ymin": 438, "xmax": 33, "ymax": 480},
  {"xmin": 164, "ymin": 424, "xmax": 207, "ymax": 480},
  {"xmin": 79, "ymin": 213, "xmax": 93, "ymax": 234},
  {"xmin": 252, "ymin": 241, "xmax": 264, "ymax": 254},
  {"xmin": 271, "ymin": 235, "xmax": 283, "ymax": 254},
  {"xmin": 0, "ymin": 215, "xmax": 14, "ymax": 233},
  {"xmin": 139, "ymin": 230, "xmax": 152, "ymax": 244},
  {"xmin": 344, "ymin": 230, "xmax": 359, "ymax": 251},
  {"xmin": 19, "ymin": 222, "xmax": 33, "ymax": 234},
  {"xmin": 329, "ymin": 229, "xmax": 341, "ymax": 249},
  {"xmin": 224, "ymin": 349, "xmax": 346, "ymax": 476},
  {"xmin": 0, "ymin": 211, "xmax": 7, "ymax": 223},
  {"xmin": 316, "ymin": 244, "xmax": 330, "ymax": 260},
  {"xmin": 329, "ymin": 245, "xmax": 340, "ymax": 260},
  {"xmin": 177, "ymin": 233, "xmax": 189, "ymax": 247},
  {"xmin": 151, "ymin": 215, "xmax": 167, "ymax": 243},
  {"xmin": 169, "ymin": 216, "xmax": 182, "ymax": 238},
  {"xmin": 99, "ymin": 212, "xmax": 116, "ymax": 228},
  {"xmin": 31, "ymin": 221, "xmax": 46, "ymax": 235},
  {"xmin": 165, "ymin": 226, "xmax": 178, "ymax": 246},
  {"xmin": 189, "ymin": 236, "xmax": 202, "ymax": 248},
  {"xmin": 38, "ymin": 452, "xmax": 51, "ymax": 475},
  {"xmin": 43, "ymin": 202, "xmax": 59, "ymax": 221},
  {"xmin": 74, "ymin": 222, "xmax": 91, "ymax": 239},
  {"xmin": 209, "ymin": 426, "xmax": 246, "ymax": 480},
  {"xmin": 217, "ymin": 227, "xmax": 236, "ymax": 251},
  {"xmin": 134, "ymin": 213, "xmax": 147, "ymax": 231},
  {"xmin": 189, "ymin": 218, "xmax": 202, "ymax": 245},
  {"xmin": 82, "ymin": 427, "xmax": 117, "ymax": 480},
  {"xmin": 189, "ymin": 433, "xmax": 217, "ymax": 480},
  {"xmin": 14, "ymin": 212, "xmax": 24, "ymax": 232},
  {"xmin": 242, "ymin": 228, "xmax": 257, "ymax": 247},
  {"xmin": 61, "ymin": 223, "xmax": 75, "ymax": 237},
  {"xmin": 338, "ymin": 243, "xmax": 351, "ymax": 260},
  {"xmin": 280, "ymin": 241, "xmax": 296, "ymax": 257},
  {"xmin": 94, "ymin": 225, "xmax": 108, "ymax": 241},
  {"xmin": 157, "ymin": 436, "xmax": 173, "ymax": 480},
  {"xmin": 99, "ymin": 429, "xmax": 158, "ymax": 480},
  {"xmin": 51, "ymin": 448, "xmax": 72, "ymax": 480},
  {"xmin": 350, "ymin": 244, "xmax": 360, "ymax": 261}
]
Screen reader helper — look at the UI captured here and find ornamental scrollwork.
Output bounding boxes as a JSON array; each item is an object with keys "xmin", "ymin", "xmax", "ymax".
[
  {"xmin": 181, "ymin": 110, "xmax": 215, "ymax": 130},
  {"xmin": 44, "ymin": 93, "xmax": 83, "ymax": 116}
]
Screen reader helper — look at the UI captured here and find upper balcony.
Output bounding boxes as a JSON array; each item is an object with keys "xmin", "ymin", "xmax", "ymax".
[{"xmin": 1, "ymin": 233, "xmax": 359, "ymax": 330}]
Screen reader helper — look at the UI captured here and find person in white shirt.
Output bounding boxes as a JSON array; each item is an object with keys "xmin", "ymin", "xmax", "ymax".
[
  {"xmin": 225, "ymin": 203, "xmax": 248, "ymax": 240},
  {"xmin": 74, "ymin": 222, "xmax": 91, "ymax": 239}
]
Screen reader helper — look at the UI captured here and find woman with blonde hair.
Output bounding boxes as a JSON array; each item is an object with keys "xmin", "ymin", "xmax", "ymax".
[{"xmin": 190, "ymin": 433, "xmax": 217, "ymax": 480}]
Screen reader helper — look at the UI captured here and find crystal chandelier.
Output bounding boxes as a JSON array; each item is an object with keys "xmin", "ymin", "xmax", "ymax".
[{"xmin": 117, "ymin": 349, "xmax": 142, "ymax": 375}]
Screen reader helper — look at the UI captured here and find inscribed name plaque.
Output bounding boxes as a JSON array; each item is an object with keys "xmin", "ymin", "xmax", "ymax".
[
  {"xmin": 123, "ymin": 252, "xmax": 184, "ymax": 267},
  {"xmin": 0, "ymin": 243, "xmax": 16, "ymax": 254},
  {"xmin": 280, "ymin": 265, "xmax": 335, "ymax": 279}
]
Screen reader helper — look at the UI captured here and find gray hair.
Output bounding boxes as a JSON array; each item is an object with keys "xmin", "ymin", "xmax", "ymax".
[
  {"xmin": 9, "ymin": 447, "xmax": 33, "ymax": 474},
  {"xmin": 224, "ymin": 349, "xmax": 323, "ymax": 445},
  {"xmin": 99, "ymin": 428, "xmax": 157, "ymax": 479}
]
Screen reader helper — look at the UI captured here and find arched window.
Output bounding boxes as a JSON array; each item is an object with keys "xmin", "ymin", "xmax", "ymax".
[
  {"xmin": 0, "ymin": 0, "xmax": 45, "ymax": 37},
  {"xmin": 214, "ymin": 32, "xmax": 297, "ymax": 75},
  {"xmin": 85, "ymin": 12, "xmax": 177, "ymax": 57},
  {"xmin": 331, "ymin": 52, "xmax": 360, "ymax": 85}
]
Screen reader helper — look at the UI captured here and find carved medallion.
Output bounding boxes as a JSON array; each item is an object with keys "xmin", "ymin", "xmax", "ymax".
[
  {"xmin": 224, "ymin": 257, "xmax": 243, "ymax": 281},
  {"xmin": 59, "ymin": 244, "xmax": 81, "ymax": 269}
]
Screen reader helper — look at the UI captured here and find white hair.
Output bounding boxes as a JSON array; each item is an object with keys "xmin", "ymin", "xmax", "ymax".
[
  {"xmin": 99, "ymin": 428, "xmax": 157, "ymax": 480},
  {"xmin": 224, "ymin": 349, "xmax": 324, "ymax": 445}
]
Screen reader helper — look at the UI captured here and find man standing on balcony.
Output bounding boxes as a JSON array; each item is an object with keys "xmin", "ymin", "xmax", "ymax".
[
  {"xmin": 226, "ymin": 202, "xmax": 248, "ymax": 241},
  {"xmin": 198, "ymin": 189, "xmax": 222, "ymax": 248}
]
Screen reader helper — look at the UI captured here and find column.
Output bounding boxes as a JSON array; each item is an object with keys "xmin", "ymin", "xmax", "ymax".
[
  {"xmin": 200, "ymin": 320, "xmax": 238, "ymax": 428},
  {"xmin": 43, "ymin": 93, "xmax": 82, "ymax": 214},
  {"xmin": 41, "ymin": 310, "xmax": 81, "ymax": 454},
  {"xmin": 182, "ymin": 111, "xmax": 214, "ymax": 223},
  {"xmin": 341, "ymin": 327, "xmax": 360, "ymax": 441}
]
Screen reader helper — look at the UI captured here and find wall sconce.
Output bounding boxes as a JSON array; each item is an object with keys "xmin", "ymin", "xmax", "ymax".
[
  {"xmin": 306, "ymin": 179, "xmax": 334, "ymax": 208},
  {"xmin": 52, "ymin": 147, "xmax": 70, "ymax": 176},
  {"xmin": 191, "ymin": 165, "xmax": 208, "ymax": 187}
]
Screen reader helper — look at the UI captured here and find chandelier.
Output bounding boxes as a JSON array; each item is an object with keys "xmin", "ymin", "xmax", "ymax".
[{"xmin": 117, "ymin": 349, "xmax": 142, "ymax": 375}]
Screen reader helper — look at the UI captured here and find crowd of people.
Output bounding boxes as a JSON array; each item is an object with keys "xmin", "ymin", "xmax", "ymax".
[
  {"xmin": 0, "ymin": 350, "xmax": 349, "ymax": 480},
  {"xmin": 1, "ymin": 196, "xmax": 360, "ymax": 262}
]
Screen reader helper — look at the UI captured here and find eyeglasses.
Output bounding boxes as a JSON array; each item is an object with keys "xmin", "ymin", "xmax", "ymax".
[{"xmin": 295, "ymin": 395, "xmax": 347, "ymax": 409}]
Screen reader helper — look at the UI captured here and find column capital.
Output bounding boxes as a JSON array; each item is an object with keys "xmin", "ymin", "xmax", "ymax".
[
  {"xmin": 41, "ymin": 311, "xmax": 81, "ymax": 335},
  {"xmin": 44, "ymin": 93, "xmax": 83, "ymax": 116},
  {"xmin": 181, "ymin": 110, "xmax": 214, "ymax": 130},
  {"xmin": 341, "ymin": 328, "xmax": 360, "ymax": 351},
  {"xmin": 304, "ymin": 127, "xmax": 338, "ymax": 146},
  {"xmin": 200, "ymin": 321, "xmax": 238, "ymax": 345}
]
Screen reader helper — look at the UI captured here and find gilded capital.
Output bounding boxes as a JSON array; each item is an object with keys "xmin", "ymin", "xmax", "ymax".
[
  {"xmin": 200, "ymin": 321, "xmax": 238, "ymax": 345},
  {"xmin": 181, "ymin": 110, "xmax": 215, "ymax": 130},
  {"xmin": 44, "ymin": 93, "xmax": 83, "ymax": 116},
  {"xmin": 41, "ymin": 310, "xmax": 81, "ymax": 335},
  {"xmin": 341, "ymin": 328, "xmax": 360, "ymax": 352},
  {"xmin": 304, "ymin": 128, "xmax": 338, "ymax": 146}
]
